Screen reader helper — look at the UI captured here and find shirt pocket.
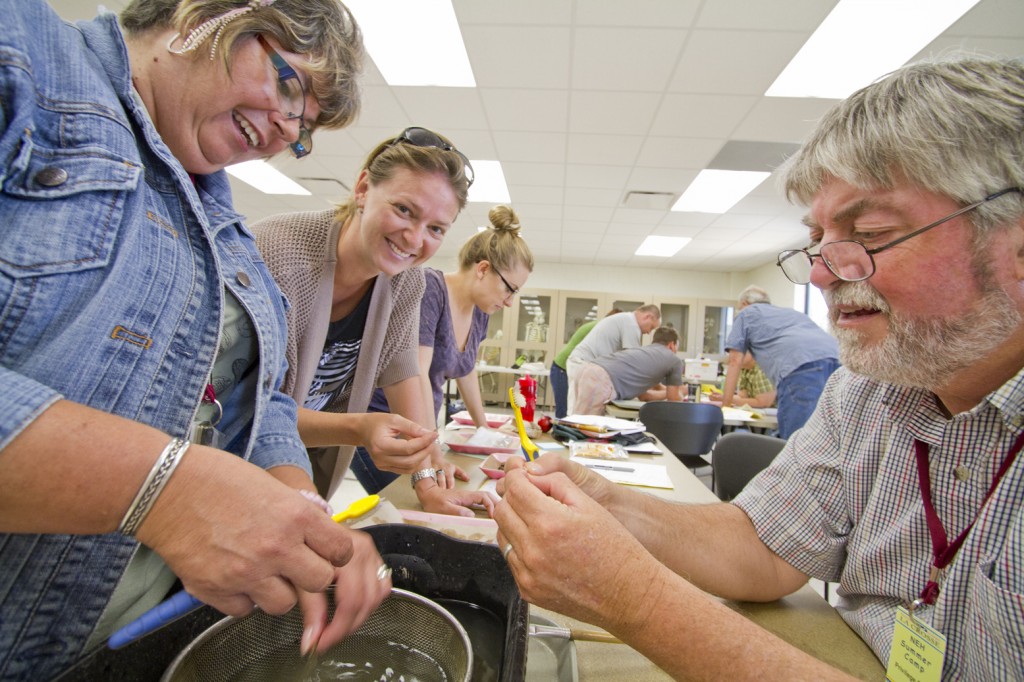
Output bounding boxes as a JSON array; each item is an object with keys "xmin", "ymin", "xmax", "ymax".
[
  {"xmin": 968, "ymin": 555, "xmax": 1024, "ymax": 677},
  {"xmin": 0, "ymin": 131, "xmax": 142, "ymax": 277}
]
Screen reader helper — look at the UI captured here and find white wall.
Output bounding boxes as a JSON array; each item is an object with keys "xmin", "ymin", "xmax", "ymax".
[
  {"xmin": 729, "ymin": 260, "xmax": 797, "ymax": 309},
  {"xmin": 431, "ymin": 256, "xmax": 802, "ymax": 310}
]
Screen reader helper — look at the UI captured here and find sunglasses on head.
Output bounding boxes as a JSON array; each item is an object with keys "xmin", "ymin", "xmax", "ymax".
[{"xmin": 376, "ymin": 126, "xmax": 474, "ymax": 187}]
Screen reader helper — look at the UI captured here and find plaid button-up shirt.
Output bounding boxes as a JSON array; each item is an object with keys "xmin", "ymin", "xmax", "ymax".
[
  {"xmin": 739, "ymin": 365, "xmax": 775, "ymax": 403},
  {"xmin": 735, "ymin": 366, "xmax": 1024, "ymax": 680}
]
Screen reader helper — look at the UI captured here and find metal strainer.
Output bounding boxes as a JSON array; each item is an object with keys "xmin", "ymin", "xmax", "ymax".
[{"xmin": 161, "ymin": 588, "xmax": 472, "ymax": 682}]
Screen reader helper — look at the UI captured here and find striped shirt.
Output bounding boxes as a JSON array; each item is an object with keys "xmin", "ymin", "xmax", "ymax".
[{"xmin": 734, "ymin": 366, "xmax": 1024, "ymax": 680}]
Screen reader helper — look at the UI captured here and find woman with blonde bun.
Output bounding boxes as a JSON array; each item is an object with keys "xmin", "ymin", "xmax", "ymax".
[{"xmin": 355, "ymin": 205, "xmax": 535, "ymax": 493}]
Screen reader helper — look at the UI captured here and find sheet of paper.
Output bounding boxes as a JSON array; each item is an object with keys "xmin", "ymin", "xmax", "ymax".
[
  {"xmin": 562, "ymin": 414, "xmax": 641, "ymax": 430},
  {"xmin": 571, "ymin": 456, "xmax": 673, "ymax": 489},
  {"xmin": 623, "ymin": 441, "xmax": 662, "ymax": 454},
  {"xmin": 560, "ymin": 414, "xmax": 645, "ymax": 437},
  {"xmin": 720, "ymin": 406, "xmax": 756, "ymax": 422}
]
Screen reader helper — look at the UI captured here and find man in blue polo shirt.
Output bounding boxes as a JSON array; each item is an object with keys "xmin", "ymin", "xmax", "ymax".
[{"xmin": 721, "ymin": 286, "xmax": 839, "ymax": 438}]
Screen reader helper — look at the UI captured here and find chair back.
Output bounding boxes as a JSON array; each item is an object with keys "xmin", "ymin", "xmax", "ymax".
[
  {"xmin": 638, "ymin": 402, "xmax": 724, "ymax": 465},
  {"xmin": 711, "ymin": 431, "xmax": 787, "ymax": 501}
]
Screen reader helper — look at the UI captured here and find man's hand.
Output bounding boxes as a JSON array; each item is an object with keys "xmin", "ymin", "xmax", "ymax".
[
  {"xmin": 496, "ymin": 452, "xmax": 618, "ymax": 508},
  {"xmin": 493, "ymin": 466, "xmax": 661, "ymax": 629}
]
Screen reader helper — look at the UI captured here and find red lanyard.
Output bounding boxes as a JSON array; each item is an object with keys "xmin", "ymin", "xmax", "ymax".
[{"xmin": 912, "ymin": 431, "xmax": 1024, "ymax": 605}]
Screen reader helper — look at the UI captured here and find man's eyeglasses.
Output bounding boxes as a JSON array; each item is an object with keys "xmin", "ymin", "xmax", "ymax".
[
  {"xmin": 257, "ymin": 36, "xmax": 312, "ymax": 159},
  {"xmin": 777, "ymin": 187, "xmax": 1023, "ymax": 285},
  {"xmin": 377, "ymin": 127, "xmax": 474, "ymax": 187},
  {"xmin": 490, "ymin": 264, "xmax": 519, "ymax": 297}
]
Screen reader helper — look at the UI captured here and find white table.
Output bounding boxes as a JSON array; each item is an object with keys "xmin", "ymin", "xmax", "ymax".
[{"xmin": 605, "ymin": 398, "xmax": 780, "ymax": 432}]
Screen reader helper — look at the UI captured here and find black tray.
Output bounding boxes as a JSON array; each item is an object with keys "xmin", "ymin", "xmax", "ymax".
[{"xmin": 54, "ymin": 523, "xmax": 527, "ymax": 682}]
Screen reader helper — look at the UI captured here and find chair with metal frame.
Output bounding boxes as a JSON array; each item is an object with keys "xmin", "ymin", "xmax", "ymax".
[
  {"xmin": 711, "ymin": 431, "xmax": 787, "ymax": 501},
  {"xmin": 638, "ymin": 401, "xmax": 723, "ymax": 482}
]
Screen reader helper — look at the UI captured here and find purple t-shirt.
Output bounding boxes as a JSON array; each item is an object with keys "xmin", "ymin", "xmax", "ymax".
[
  {"xmin": 369, "ymin": 268, "xmax": 489, "ymax": 419},
  {"xmin": 419, "ymin": 268, "xmax": 490, "ymax": 418}
]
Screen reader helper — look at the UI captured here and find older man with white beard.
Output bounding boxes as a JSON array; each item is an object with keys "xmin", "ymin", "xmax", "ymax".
[{"xmin": 491, "ymin": 56, "xmax": 1024, "ymax": 681}]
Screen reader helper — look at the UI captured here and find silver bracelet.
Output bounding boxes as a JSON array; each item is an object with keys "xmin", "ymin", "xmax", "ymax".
[
  {"xmin": 119, "ymin": 438, "xmax": 190, "ymax": 537},
  {"xmin": 410, "ymin": 466, "xmax": 438, "ymax": 488}
]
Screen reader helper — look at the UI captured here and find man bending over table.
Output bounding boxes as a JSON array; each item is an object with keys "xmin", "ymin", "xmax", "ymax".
[{"xmin": 573, "ymin": 326, "xmax": 684, "ymax": 415}]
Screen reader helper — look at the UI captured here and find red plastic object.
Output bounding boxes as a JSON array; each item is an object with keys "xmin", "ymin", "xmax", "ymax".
[{"xmin": 518, "ymin": 374, "xmax": 537, "ymax": 422}]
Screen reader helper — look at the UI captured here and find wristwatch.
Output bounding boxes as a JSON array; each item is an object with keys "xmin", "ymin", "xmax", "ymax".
[{"xmin": 410, "ymin": 467, "xmax": 438, "ymax": 487}]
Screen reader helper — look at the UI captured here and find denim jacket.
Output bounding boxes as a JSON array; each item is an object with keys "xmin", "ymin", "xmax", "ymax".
[{"xmin": 0, "ymin": 3, "xmax": 309, "ymax": 678}]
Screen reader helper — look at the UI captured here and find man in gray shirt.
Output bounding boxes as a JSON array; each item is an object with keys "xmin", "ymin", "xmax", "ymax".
[
  {"xmin": 566, "ymin": 304, "xmax": 661, "ymax": 413},
  {"xmin": 574, "ymin": 327, "xmax": 684, "ymax": 415}
]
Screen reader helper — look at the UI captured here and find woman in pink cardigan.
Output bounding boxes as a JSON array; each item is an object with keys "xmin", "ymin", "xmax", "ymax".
[{"xmin": 255, "ymin": 128, "xmax": 493, "ymax": 516}]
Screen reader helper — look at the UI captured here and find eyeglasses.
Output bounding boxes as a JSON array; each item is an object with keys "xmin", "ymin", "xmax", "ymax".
[
  {"xmin": 257, "ymin": 36, "xmax": 313, "ymax": 159},
  {"xmin": 490, "ymin": 264, "xmax": 519, "ymax": 297},
  {"xmin": 777, "ymin": 187, "xmax": 1023, "ymax": 285},
  {"xmin": 376, "ymin": 127, "xmax": 474, "ymax": 187}
]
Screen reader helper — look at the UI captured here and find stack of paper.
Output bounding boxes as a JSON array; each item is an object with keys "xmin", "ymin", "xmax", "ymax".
[{"xmin": 557, "ymin": 414, "xmax": 645, "ymax": 438}]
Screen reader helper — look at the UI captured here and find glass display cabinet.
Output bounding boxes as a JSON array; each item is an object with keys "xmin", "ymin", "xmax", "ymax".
[
  {"xmin": 653, "ymin": 297, "xmax": 697, "ymax": 357},
  {"xmin": 697, "ymin": 299, "xmax": 736, "ymax": 360}
]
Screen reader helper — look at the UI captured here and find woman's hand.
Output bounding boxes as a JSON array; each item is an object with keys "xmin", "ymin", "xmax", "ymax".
[
  {"xmin": 360, "ymin": 413, "xmax": 437, "ymax": 475},
  {"xmin": 138, "ymin": 448, "xmax": 360, "ymax": 618},
  {"xmin": 416, "ymin": 483, "xmax": 497, "ymax": 518},
  {"xmin": 297, "ymin": 528, "xmax": 392, "ymax": 655},
  {"xmin": 430, "ymin": 446, "xmax": 468, "ymax": 490}
]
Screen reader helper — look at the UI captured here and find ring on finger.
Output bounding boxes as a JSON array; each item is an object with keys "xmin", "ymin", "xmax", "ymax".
[
  {"xmin": 503, "ymin": 543, "xmax": 514, "ymax": 560},
  {"xmin": 376, "ymin": 564, "xmax": 392, "ymax": 581}
]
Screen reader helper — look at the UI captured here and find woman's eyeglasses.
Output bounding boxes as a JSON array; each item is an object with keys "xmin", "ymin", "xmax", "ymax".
[
  {"xmin": 376, "ymin": 127, "xmax": 474, "ymax": 187},
  {"xmin": 490, "ymin": 264, "xmax": 519, "ymax": 297},
  {"xmin": 258, "ymin": 36, "xmax": 312, "ymax": 159},
  {"xmin": 777, "ymin": 187, "xmax": 1023, "ymax": 285}
]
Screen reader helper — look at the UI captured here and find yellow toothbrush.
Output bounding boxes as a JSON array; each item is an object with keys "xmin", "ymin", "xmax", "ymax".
[
  {"xmin": 508, "ymin": 387, "xmax": 539, "ymax": 462},
  {"xmin": 332, "ymin": 494, "xmax": 382, "ymax": 524}
]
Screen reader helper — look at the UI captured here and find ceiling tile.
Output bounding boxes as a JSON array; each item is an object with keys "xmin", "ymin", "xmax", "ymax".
[
  {"xmin": 649, "ymin": 94, "xmax": 758, "ymax": 138},
  {"xmin": 572, "ymin": 27, "xmax": 687, "ymax": 92},
  {"xmin": 480, "ymin": 89, "xmax": 569, "ymax": 132},
  {"xmin": 49, "ymin": 0, "xmax": 1022, "ymax": 272}
]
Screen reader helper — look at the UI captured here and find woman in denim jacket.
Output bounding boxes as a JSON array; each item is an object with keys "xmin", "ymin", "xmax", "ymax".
[{"xmin": 0, "ymin": 1, "xmax": 389, "ymax": 678}]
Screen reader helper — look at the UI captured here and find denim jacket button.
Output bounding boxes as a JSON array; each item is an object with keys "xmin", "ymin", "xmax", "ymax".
[
  {"xmin": 236, "ymin": 271, "xmax": 251, "ymax": 287},
  {"xmin": 36, "ymin": 166, "xmax": 69, "ymax": 187}
]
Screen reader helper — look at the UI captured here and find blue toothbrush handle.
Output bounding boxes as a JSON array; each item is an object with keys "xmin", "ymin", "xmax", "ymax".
[{"xmin": 107, "ymin": 589, "xmax": 204, "ymax": 649}]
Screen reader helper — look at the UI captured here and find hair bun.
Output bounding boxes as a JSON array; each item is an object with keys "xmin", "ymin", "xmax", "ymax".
[{"xmin": 488, "ymin": 204, "xmax": 520, "ymax": 233}]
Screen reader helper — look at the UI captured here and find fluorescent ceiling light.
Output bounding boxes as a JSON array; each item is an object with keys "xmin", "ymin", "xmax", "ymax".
[
  {"xmin": 345, "ymin": 0, "xmax": 475, "ymax": 87},
  {"xmin": 767, "ymin": 0, "xmax": 980, "ymax": 99},
  {"xmin": 467, "ymin": 160, "xmax": 511, "ymax": 203},
  {"xmin": 635, "ymin": 236, "xmax": 692, "ymax": 257},
  {"xmin": 671, "ymin": 170, "xmax": 769, "ymax": 213},
  {"xmin": 226, "ymin": 160, "xmax": 310, "ymax": 195}
]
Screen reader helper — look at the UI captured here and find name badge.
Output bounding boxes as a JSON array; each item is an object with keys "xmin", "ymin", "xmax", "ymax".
[
  {"xmin": 189, "ymin": 420, "xmax": 225, "ymax": 449},
  {"xmin": 885, "ymin": 606, "xmax": 946, "ymax": 682}
]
